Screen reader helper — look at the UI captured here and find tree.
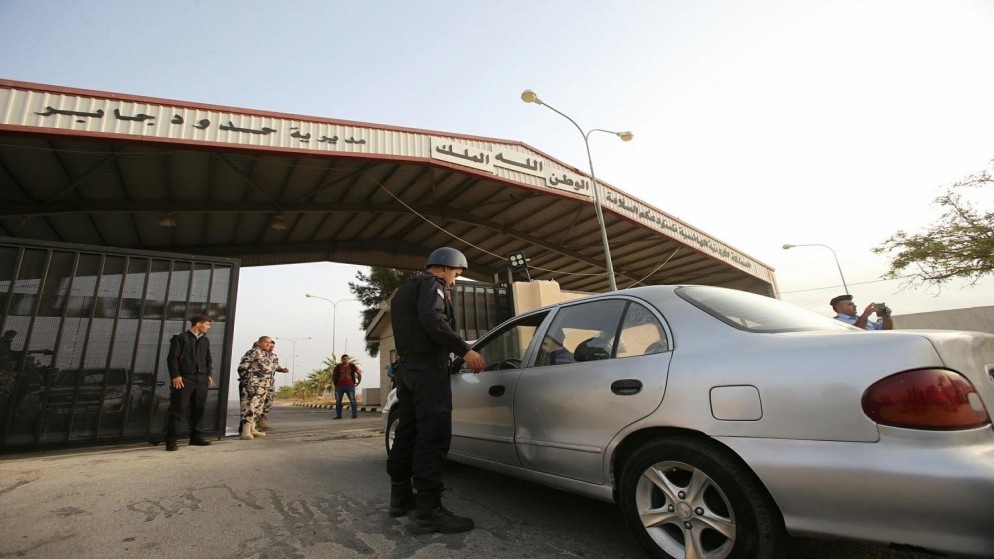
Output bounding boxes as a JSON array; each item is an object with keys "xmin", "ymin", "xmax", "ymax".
[
  {"xmin": 873, "ymin": 162, "xmax": 994, "ymax": 287},
  {"xmin": 348, "ymin": 267, "xmax": 418, "ymax": 357},
  {"xmin": 274, "ymin": 355, "xmax": 362, "ymax": 401},
  {"xmin": 306, "ymin": 356, "xmax": 340, "ymax": 398}
]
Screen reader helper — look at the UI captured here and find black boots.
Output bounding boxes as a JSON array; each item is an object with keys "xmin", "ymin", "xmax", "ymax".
[
  {"xmin": 389, "ymin": 480, "xmax": 416, "ymax": 517},
  {"xmin": 410, "ymin": 490, "xmax": 474, "ymax": 534},
  {"xmin": 389, "ymin": 481, "xmax": 474, "ymax": 534}
]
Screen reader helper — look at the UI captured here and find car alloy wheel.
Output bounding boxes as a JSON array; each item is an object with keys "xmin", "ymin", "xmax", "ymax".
[{"xmin": 619, "ymin": 437, "xmax": 785, "ymax": 559}]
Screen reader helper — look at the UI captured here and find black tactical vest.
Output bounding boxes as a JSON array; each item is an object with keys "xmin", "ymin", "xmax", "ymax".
[{"xmin": 391, "ymin": 273, "xmax": 452, "ymax": 356}]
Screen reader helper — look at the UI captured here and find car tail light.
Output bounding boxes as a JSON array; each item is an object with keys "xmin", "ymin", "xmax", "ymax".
[{"xmin": 862, "ymin": 368, "xmax": 990, "ymax": 430}]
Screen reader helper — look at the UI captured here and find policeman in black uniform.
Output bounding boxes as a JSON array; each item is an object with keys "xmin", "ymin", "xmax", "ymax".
[
  {"xmin": 386, "ymin": 247, "xmax": 485, "ymax": 534},
  {"xmin": 164, "ymin": 314, "xmax": 216, "ymax": 451}
]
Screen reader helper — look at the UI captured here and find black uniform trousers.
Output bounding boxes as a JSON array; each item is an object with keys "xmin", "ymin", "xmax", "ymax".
[
  {"xmin": 165, "ymin": 372, "xmax": 210, "ymax": 443},
  {"xmin": 386, "ymin": 353, "xmax": 453, "ymax": 492}
]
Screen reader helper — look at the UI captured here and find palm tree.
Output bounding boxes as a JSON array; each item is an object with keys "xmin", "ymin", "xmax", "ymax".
[
  {"xmin": 276, "ymin": 354, "xmax": 362, "ymax": 401},
  {"xmin": 301, "ymin": 375, "xmax": 322, "ymax": 399},
  {"xmin": 308, "ymin": 356, "xmax": 338, "ymax": 398}
]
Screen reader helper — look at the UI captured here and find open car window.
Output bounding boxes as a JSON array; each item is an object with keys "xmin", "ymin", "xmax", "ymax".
[{"xmin": 457, "ymin": 311, "xmax": 549, "ymax": 373}]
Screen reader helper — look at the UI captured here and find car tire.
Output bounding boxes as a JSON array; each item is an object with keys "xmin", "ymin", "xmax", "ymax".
[
  {"xmin": 385, "ymin": 407, "xmax": 399, "ymax": 453},
  {"xmin": 619, "ymin": 436, "xmax": 785, "ymax": 559}
]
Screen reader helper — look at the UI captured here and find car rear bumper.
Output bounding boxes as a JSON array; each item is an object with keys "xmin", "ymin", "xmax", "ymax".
[{"xmin": 718, "ymin": 426, "xmax": 994, "ymax": 557}]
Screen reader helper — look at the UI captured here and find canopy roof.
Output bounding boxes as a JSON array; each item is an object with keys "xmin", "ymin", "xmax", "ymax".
[{"xmin": 0, "ymin": 79, "xmax": 776, "ymax": 294}]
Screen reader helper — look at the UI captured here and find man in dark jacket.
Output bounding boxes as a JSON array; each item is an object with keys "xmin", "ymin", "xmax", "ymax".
[
  {"xmin": 164, "ymin": 314, "xmax": 216, "ymax": 451},
  {"xmin": 386, "ymin": 247, "xmax": 484, "ymax": 534}
]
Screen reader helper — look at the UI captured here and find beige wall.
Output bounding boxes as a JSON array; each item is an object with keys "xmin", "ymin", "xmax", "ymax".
[
  {"xmin": 362, "ymin": 387, "xmax": 381, "ymax": 407},
  {"xmin": 368, "ymin": 337, "xmax": 395, "ymax": 406},
  {"xmin": 510, "ymin": 280, "xmax": 588, "ymax": 314},
  {"xmin": 893, "ymin": 306, "xmax": 994, "ymax": 334}
]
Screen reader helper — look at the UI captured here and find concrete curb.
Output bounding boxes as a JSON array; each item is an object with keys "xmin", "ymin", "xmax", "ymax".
[{"xmin": 292, "ymin": 402, "xmax": 381, "ymax": 413}]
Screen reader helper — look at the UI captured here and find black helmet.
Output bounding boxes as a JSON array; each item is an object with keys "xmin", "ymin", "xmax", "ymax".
[{"xmin": 425, "ymin": 247, "xmax": 469, "ymax": 270}]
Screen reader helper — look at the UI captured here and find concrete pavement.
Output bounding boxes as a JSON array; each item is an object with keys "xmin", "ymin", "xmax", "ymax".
[
  {"xmin": 0, "ymin": 402, "xmax": 393, "ymax": 559},
  {"xmin": 222, "ymin": 400, "xmax": 382, "ymax": 437},
  {"xmin": 0, "ymin": 402, "xmax": 947, "ymax": 559},
  {"xmin": 0, "ymin": 402, "xmax": 646, "ymax": 559}
]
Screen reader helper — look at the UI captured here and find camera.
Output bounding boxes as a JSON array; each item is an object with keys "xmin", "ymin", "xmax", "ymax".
[{"xmin": 875, "ymin": 303, "xmax": 891, "ymax": 317}]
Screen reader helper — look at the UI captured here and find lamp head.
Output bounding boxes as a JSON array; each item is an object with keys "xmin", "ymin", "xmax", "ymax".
[
  {"xmin": 271, "ymin": 215, "xmax": 287, "ymax": 230},
  {"xmin": 305, "ymin": 294, "xmax": 314, "ymax": 298},
  {"xmin": 618, "ymin": 131, "xmax": 634, "ymax": 142},
  {"xmin": 520, "ymin": 89, "xmax": 542, "ymax": 104},
  {"xmin": 782, "ymin": 244, "xmax": 795, "ymax": 250},
  {"xmin": 158, "ymin": 212, "xmax": 177, "ymax": 227},
  {"xmin": 507, "ymin": 251, "xmax": 528, "ymax": 271}
]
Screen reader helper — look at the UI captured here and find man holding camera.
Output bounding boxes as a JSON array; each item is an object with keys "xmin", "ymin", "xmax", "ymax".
[{"xmin": 830, "ymin": 294, "xmax": 893, "ymax": 330}]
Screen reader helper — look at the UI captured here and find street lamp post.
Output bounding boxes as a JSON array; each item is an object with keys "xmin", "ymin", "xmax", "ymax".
[
  {"xmin": 782, "ymin": 243, "xmax": 850, "ymax": 295},
  {"xmin": 275, "ymin": 336, "xmax": 311, "ymax": 386},
  {"xmin": 521, "ymin": 89, "xmax": 633, "ymax": 292},
  {"xmin": 304, "ymin": 294, "xmax": 359, "ymax": 359}
]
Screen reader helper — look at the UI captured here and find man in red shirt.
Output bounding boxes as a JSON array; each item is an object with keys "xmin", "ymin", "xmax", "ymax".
[{"xmin": 332, "ymin": 354, "xmax": 362, "ymax": 419}]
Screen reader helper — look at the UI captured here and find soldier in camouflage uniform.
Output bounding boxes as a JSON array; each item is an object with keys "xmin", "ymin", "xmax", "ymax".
[
  {"xmin": 236, "ymin": 336, "xmax": 282, "ymax": 440},
  {"xmin": 256, "ymin": 340, "xmax": 287, "ymax": 431}
]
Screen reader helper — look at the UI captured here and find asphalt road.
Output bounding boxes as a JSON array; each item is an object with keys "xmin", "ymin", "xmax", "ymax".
[{"xmin": 0, "ymin": 403, "xmax": 949, "ymax": 559}]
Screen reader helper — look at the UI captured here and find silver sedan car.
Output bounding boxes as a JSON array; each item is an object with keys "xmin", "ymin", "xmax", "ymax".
[{"xmin": 384, "ymin": 285, "xmax": 994, "ymax": 558}]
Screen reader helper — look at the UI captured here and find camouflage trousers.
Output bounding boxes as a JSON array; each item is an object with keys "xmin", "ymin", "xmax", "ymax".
[
  {"xmin": 239, "ymin": 376, "xmax": 268, "ymax": 425},
  {"xmin": 260, "ymin": 373, "xmax": 275, "ymax": 420}
]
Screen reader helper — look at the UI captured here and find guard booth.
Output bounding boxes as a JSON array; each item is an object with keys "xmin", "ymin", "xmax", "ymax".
[{"xmin": 0, "ymin": 237, "xmax": 238, "ymax": 453}]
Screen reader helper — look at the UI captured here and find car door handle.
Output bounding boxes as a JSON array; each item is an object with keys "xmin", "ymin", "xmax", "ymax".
[
  {"xmin": 611, "ymin": 379, "xmax": 643, "ymax": 395},
  {"xmin": 488, "ymin": 385, "xmax": 506, "ymax": 397}
]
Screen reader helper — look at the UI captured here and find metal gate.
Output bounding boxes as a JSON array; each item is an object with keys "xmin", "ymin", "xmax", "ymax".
[
  {"xmin": 450, "ymin": 282, "xmax": 512, "ymax": 343},
  {"xmin": 0, "ymin": 237, "xmax": 238, "ymax": 452}
]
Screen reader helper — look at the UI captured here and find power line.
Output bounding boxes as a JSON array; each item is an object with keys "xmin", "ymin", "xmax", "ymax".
[{"xmin": 779, "ymin": 276, "xmax": 908, "ymax": 295}]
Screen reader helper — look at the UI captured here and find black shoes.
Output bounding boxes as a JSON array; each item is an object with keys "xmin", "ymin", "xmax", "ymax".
[
  {"xmin": 165, "ymin": 439, "xmax": 210, "ymax": 450},
  {"xmin": 389, "ymin": 481, "xmax": 416, "ymax": 517},
  {"xmin": 411, "ymin": 490, "xmax": 474, "ymax": 534},
  {"xmin": 333, "ymin": 416, "xmax": 343, "ymax": 420}
]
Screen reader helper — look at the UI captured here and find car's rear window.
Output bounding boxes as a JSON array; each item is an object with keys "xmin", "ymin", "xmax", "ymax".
[{"xmin": 676, "ymin": 286, "xmax": 855, "ymax": 333}]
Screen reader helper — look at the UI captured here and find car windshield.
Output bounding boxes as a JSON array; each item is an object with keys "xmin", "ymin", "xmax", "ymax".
[{"xmin": 677, "ymin": 286, "xmax": 855, "ymax": 333}]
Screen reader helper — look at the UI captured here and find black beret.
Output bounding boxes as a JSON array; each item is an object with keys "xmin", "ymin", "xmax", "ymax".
[
  {"xmin": 189, "ymin": 314, "xmax": 213, "ymax": 324},
  {"xmin": 829, "ymin": 294, "xmax": 853, "ymax": 307}
]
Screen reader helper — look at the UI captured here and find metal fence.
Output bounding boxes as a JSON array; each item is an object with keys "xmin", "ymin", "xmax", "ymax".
[{"xmin": 0, "ymin": 237, "xmax": 238, "ymax": 452}]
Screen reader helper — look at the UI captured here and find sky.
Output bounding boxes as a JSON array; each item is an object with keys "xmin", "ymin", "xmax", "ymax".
[{"xmin": 2, "ymin": 0, "xmax": 993, "ymax": 392}]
